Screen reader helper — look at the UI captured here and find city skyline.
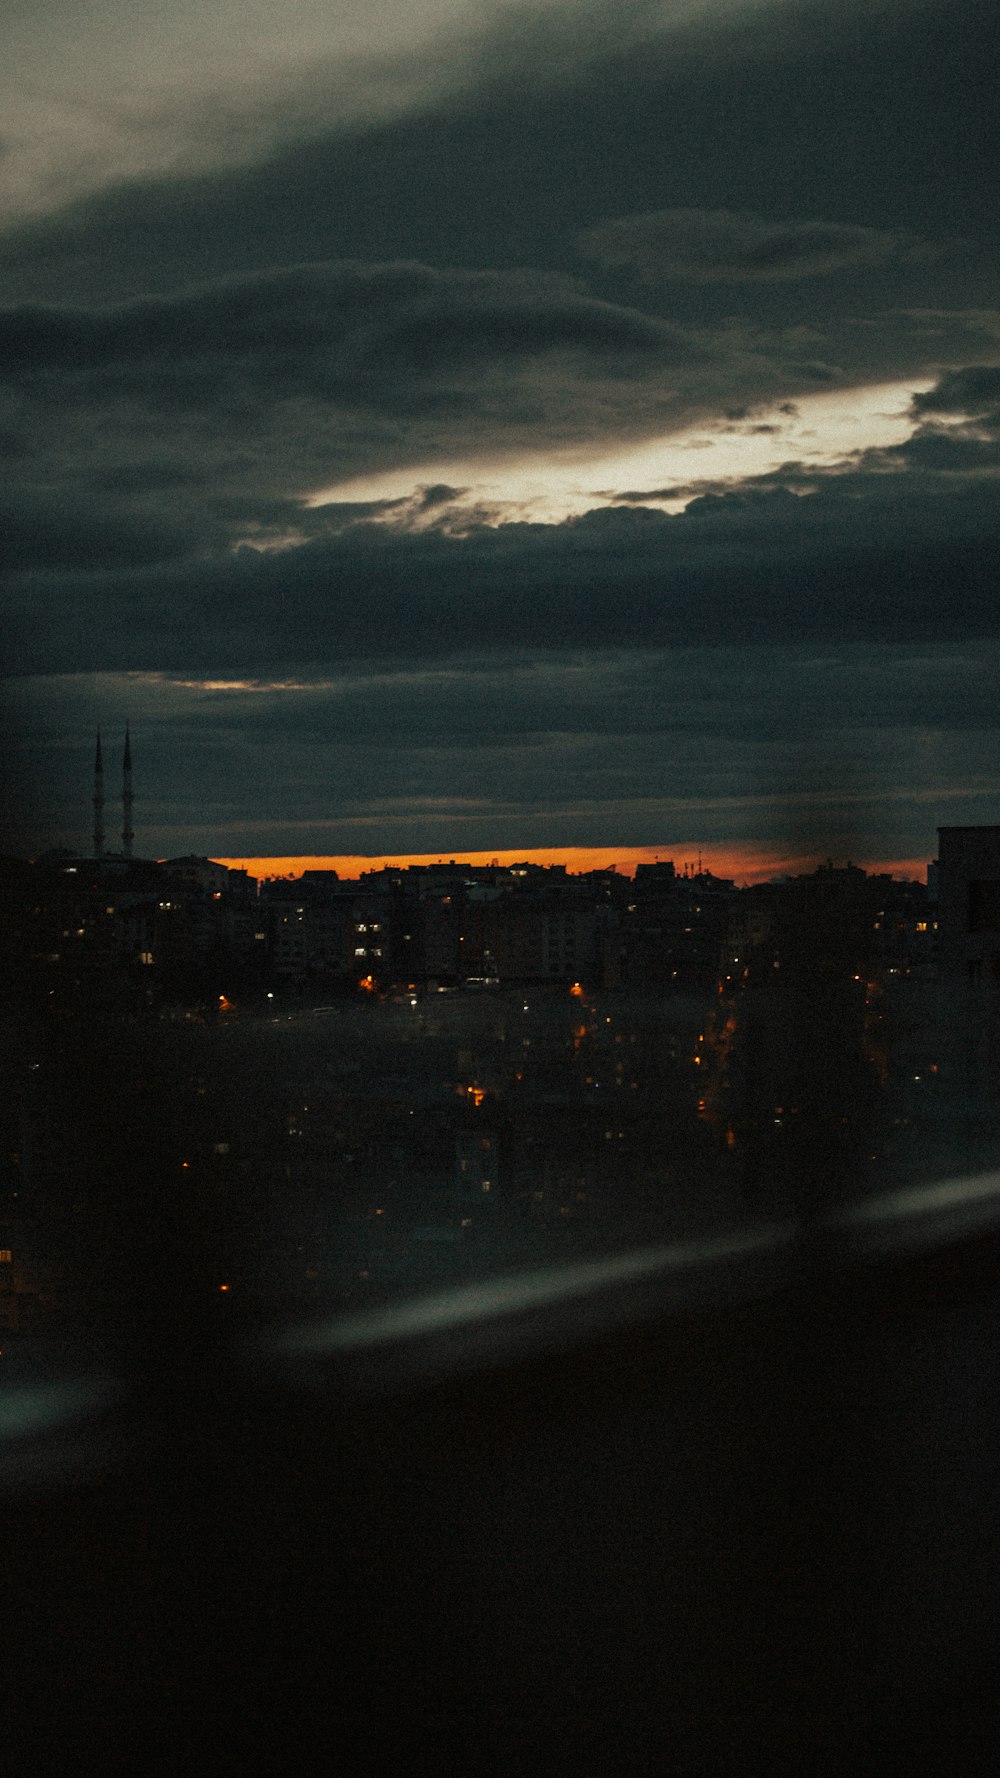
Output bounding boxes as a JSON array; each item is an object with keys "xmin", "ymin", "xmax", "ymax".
[
  {"xmin": 214, "ymin": 847, "xmax": 932, "ymax": 888},
  {"xmin": 2, "ymin": 3, "xmax": 998, "ymax": 866}
]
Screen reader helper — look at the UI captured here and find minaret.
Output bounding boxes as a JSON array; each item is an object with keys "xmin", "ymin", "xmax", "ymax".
[
  {"xmin": 122, "ymin": 723, "xmax": 134, "ymax": 859},
  {"xmin": 93, "ymin": 730, "xmax": 105, "ymax": 857}
]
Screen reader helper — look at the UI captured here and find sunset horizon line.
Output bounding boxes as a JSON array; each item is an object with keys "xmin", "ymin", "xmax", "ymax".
[{"xmin": 214, "ymin": 845, "xmax": 932, "ymax": 889}]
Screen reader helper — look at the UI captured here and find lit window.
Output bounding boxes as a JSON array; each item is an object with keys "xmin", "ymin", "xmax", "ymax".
[
  {"xmin": 0, "ymin": 1250, "xmax": 11, "ymax": 1264},
  {"xmin": 354, "ymin": 946, "xmax": 367, "ymax": 957}
]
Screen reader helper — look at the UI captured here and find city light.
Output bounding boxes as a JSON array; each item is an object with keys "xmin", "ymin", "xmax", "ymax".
[{"xmin": 2, "ymin": 818, "xmax": 976, "ymax": 1341}]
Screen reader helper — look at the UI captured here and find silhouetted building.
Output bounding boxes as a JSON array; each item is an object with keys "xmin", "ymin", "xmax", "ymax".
[{"xmin": 938, "ymin": 826, "xmax": 1000, "ymax": 983}]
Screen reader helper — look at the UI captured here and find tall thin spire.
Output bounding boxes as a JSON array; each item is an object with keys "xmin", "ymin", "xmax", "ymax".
[
  {"xmin": 122, "ymin": 722, "xmax": 134, "ymax": 858},
  {"xmin": 93, "ymin": 730, "xmax": 105, "ymax": 858}
]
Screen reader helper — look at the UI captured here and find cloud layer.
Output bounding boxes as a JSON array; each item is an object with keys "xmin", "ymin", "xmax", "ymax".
[
  {"xmin": 1, "ymin": 0, "xmax": 998, "ymax": 865},
  {"xmin": 579, "ymin": 209, "xmax": 929, "ymax": 283}
]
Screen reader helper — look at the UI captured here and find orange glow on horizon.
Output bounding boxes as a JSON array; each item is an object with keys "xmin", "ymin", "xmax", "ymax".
[{"xmin": 215, "ymin": 846, "xmax": 929, "ymax": 887}]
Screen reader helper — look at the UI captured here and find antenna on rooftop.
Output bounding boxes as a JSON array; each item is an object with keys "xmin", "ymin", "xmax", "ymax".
[{"xmin": 122, "ymin": 722, "xmax": 134, "ymax": 858}]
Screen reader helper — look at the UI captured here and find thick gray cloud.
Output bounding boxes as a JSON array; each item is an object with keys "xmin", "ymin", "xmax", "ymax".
[
  {"xmin": 911, "ymin": 365, "xmax": 1000, "ymax": 416},
  {"xmin": 0, "ymin": 260, "xmax": 735, "ymax": 524},
  {"xmin": 578, "ymin": 209, "xmax": 928, "ymax": 283},
  {"xmin": 2, "ymin": 0, "xmax": 997, "ymax": 311},
  {"xmin": 0, "ymin": 263, "xmax": 675, "ymax": 387}
]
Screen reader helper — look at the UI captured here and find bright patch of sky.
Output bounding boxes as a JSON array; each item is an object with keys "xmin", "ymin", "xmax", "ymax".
[{"xmin": 307, "ymin": 379, "xmax": 933, "ymax": 526}]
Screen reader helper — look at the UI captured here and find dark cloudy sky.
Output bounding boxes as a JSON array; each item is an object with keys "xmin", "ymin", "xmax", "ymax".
[{"xmin": 2, "ymin": 0, "xmax": 998, "ymax": 875}]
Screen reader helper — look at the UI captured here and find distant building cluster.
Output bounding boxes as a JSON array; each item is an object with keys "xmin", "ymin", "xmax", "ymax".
[{"xmin": 0, "ymin": 846, "xmax": 940, "ymax": 1004}]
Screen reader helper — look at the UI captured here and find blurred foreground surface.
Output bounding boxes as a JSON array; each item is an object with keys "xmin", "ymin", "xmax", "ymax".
[{"xmin": 4, "ymin": 1189, "xmax": 1000, "ymax": 1776}]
